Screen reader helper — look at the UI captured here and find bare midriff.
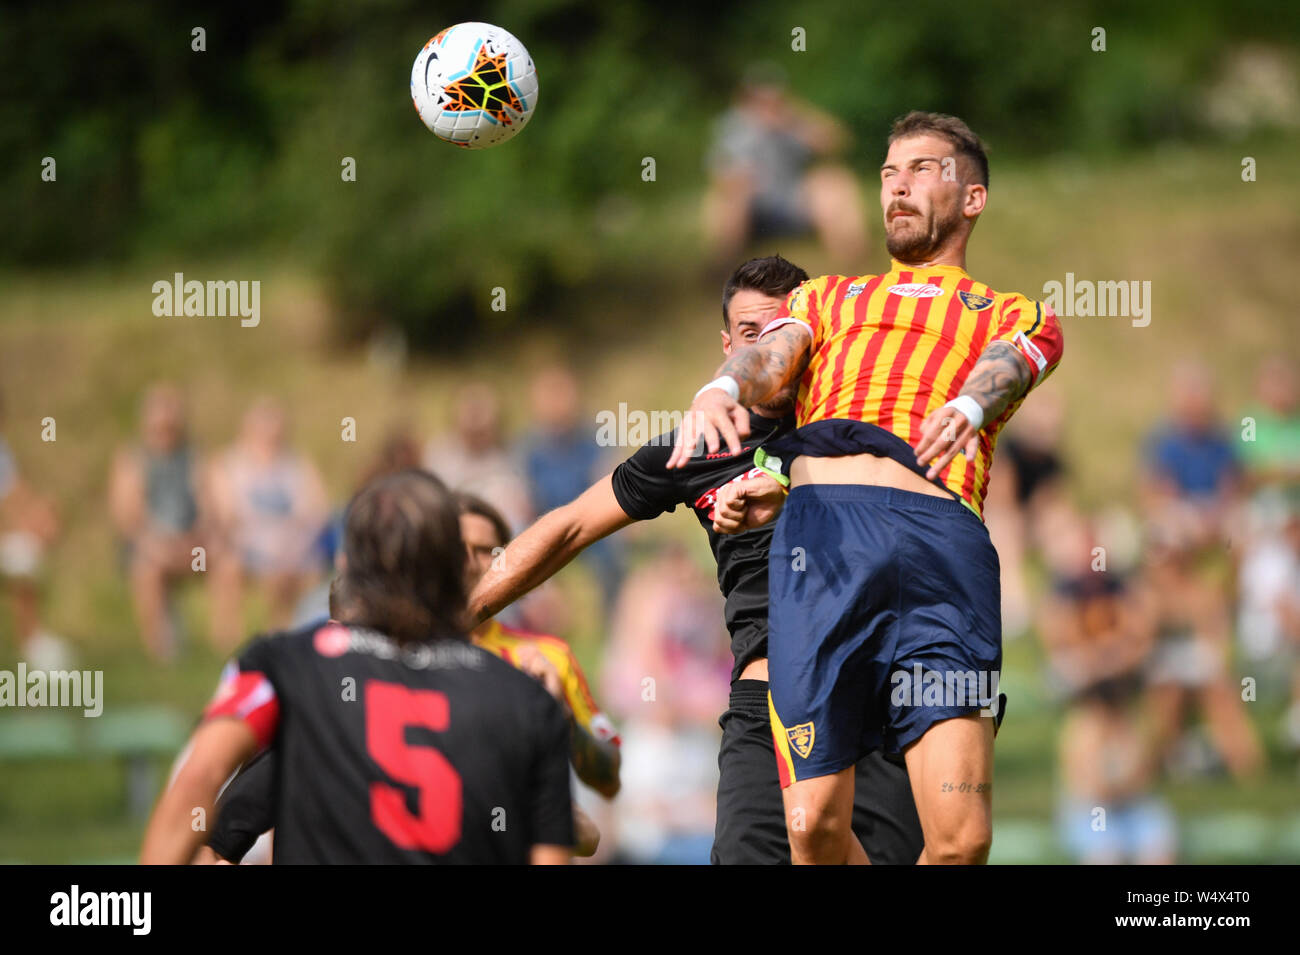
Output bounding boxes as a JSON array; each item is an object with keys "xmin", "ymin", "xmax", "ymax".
[{"xmin": 790, "ymin": 453, "xmax": 951, "ymax": 498}]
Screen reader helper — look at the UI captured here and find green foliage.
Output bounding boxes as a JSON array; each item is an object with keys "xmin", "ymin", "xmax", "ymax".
[{"xmin": 3, "ymin": 0, "xmax": 1297, "ymax": 346}]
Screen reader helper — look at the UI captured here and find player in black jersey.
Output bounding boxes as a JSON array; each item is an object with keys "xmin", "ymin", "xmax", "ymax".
[
  {"xmin": 470, "ymin": 256, "xmax": 923, "ymax": 864},
  {"xmin": 201, "ymin": 493, "xmax": 613, "ymax": 864},
  {"xmin": 141, "ymin": 470, "xmax": 574, "ymax": 864}
]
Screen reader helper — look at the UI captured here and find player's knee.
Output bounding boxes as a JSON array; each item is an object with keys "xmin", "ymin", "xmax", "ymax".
[
  {"xmin": 926, "ymin": 819, "xmax": 992, "ymax": 865},
  {"xmin": 787, "ymin": 804, "xmax": 852, "ymax": 862}
]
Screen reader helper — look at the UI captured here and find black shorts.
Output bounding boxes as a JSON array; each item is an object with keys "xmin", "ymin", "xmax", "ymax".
[{"xmin": 711, "ymin": 679, "xmax": 924, "ymax": 864}]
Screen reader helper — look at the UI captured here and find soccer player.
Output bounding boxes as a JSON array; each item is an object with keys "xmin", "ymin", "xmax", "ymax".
[
  {"xmin": 141, "ymin": 470, "xmax": 574, "ymax": 864},
  {"xmin": 470, "ymin": 255, "xmax": 924, "ymax": 865},
  {"xmin": 198, "ymin": 491, "xmax": 618, "ymax": 863},
  {"xmin": 670, "ymin": 112, "xmax": 1064, "ymax": 864},
  {"xmin": 458, "ymin": 492, "xmax": 622, "ymax": 796}
]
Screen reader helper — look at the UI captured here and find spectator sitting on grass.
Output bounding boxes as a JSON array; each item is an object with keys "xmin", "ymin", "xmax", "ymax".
[
  {"xmin": 0, "ymin": 389, "xmax": 67, "ymax": 669},
  {"xmin": 702, "ymin": 64, "xmax": 868, "ymax": 271},
  {"xmin": 1037, "ymin": 506, "xmax": 1174, "ymax": 864},
  {"xmin": 108, "ymin": 383, "xmax": 205, "ymax": 661},
  {"xmin": 206, "ymin": 398, "xmax": 328, "ymax": 649}
]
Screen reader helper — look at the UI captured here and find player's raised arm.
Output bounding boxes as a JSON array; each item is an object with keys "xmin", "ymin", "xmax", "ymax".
[
  {"xmin": 468, "ymin": 474, "xmax": 635, "ymax": 624},
  {"xmin": 666, "ymin": 322, "xmax": 812, "ymax": 468}
]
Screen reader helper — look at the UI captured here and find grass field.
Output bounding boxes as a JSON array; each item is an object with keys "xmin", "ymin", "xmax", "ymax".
[{"xmin": 2, "ymin": 135, "xmax": 1298, "ymax": 862}]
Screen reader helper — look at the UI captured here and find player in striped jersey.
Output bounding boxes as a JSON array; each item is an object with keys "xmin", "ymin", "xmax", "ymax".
[{"xmin": 668, "ymin": 112, "xmax": 1063, "ymax": 864}]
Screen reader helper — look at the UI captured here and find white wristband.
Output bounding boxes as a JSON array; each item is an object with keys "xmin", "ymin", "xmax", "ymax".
[
  {"xmin": 695, "ymin": 375, "xmax": 740, "ymax": 402},
  {"xmin": 943, "ymin": 395, "xmax": 985, "ymax": 432}
]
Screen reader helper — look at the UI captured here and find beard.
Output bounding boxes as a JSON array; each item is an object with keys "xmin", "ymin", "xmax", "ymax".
[{"xmin": 884, "ymin": 203, "xmax": 963, "ymax": 263}]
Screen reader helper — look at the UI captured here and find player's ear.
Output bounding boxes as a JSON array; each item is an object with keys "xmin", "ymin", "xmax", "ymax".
[
  {"xmin": 721, "ymin": 328, "xmax": 733, "ymax": 356},
  {"xmin": 963, "ymin": 183, "xmax": 987, "ymax": 219}
]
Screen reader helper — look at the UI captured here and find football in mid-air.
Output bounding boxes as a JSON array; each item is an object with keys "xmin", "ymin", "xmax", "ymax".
[{"xmin": 410, "ymin": 22, "xmax": 538, "ymax": 149}]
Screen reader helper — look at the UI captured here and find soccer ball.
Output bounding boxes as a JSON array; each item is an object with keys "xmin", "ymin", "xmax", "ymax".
[{"xmin": 410, "ymin": 22, "xmax": 538, "ymax": 149}]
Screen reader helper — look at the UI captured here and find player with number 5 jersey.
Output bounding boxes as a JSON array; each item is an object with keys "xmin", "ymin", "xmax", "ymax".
[{"xmin": 140, "ymin": 470, "xmax": 574, "ymax": 864}]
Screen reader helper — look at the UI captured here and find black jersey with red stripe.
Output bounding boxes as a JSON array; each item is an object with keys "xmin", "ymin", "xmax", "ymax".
[
  {"xmin": 204, "ymin": 621, "xmax": 574, "ymax": 864},
  {"xmin": 609, "ymin": 409, "xmax": 793, "ymax": 682}
]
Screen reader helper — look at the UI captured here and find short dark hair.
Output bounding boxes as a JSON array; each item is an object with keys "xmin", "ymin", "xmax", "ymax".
[
  {"xmin": 887, "ymin": 111, "xmax": 989, "ymax": 187},
  {"xmin": 721, "ymin": 255, "xmax": 810, "ymax": 329},
  {"xmin": 330, "ymin": 470, "xmax": 467, "ymax": 643},
  {"xmin": 455, "ymin": 492, "xmax": 512, "ymax": 549}
]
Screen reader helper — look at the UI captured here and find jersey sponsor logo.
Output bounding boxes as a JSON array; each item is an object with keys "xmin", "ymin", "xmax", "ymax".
[
  {"xmin": 958, "ymin": 290, "xmax": 994, "ymax": 311},
  {"xmin": 331, "ymin": 626, "xmax": 487, "ymax": 671},
  {"xmin": 844, "ymin": 281, "xmax": 868, "ymax": 300},
  {"xmin": 888, "ymin": 282, "xmax": 944, "ymax": 298},
  {"xmin": 693, "ymin": 465, "xmax": 765, "ymax": 517},
  {"xmin": 1013, "ymin": 330, "xmax": 1048, "ymax": 373},
  {"xmin": 786, "ymin": 721, "xmax": 815, "ymax": 759},
  {"xmin": 704, "ymin": 446, "xmax": 752, "ymax": 459},
  {"xmin": 314, "ymin": 623, "xmax": 352, "ymax": 657}
]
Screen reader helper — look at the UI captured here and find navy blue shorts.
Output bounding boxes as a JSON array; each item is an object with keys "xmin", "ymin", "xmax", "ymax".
[{"xmin": 768, "ymin": 485, "xmax": 1003, "ymax": 784}]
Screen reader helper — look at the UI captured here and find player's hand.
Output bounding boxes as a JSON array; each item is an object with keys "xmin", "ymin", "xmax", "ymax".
[
  {"xmin": 573, "ymin": 805, "xmax": 601, "ymax": 858},
  {"xmin": 514, "ymin": 645, "xmax": 569, "ymax": 713},
  {"xmin": 666, "ymin": 387, "xmax": 751, "ymax": 469},
  {"xmin": 914, "ymin": 404, "xmax": 981, "ymax": 480},
  {"xmin": 712, "ymin": 474, "xmax": 787, "ymax": 534}
]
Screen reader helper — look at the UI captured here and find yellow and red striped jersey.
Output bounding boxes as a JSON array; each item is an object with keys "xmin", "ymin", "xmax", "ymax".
[
  {"xmin": 766, "ymin": 261, "xmax": 1063, "ymax": 518},
  {"xmin": 473, "ymin": 619, "xmax": 620, "ymax": 745}
]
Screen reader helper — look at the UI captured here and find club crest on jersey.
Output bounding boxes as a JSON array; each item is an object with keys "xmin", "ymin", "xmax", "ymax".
[
  {"xmin": 888, "ymin": 283, "xmax": 944, "ymax": 298},
  {"xmin": 786, "ymin": 721, "xmax": 815, "ymax": 759},
  {"xmin": 844, "ymin": 282, "xmax": 868, "ymax": 300},
  {"xmin": 958, "ymin": 290, "xmax": 994, "ymax": 311}
]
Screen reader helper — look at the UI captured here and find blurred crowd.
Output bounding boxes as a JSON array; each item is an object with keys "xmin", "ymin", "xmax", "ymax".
[
  {"xmin": 987, "ymin": 356, "xmax": 1300, "ymax": 863},
  {"xmin": 0, "ymin": 366, "xmax": 733, "ymax": 863},
  {"xmin": 1, "ymin": 68, "xmax": 1296, "ymax": 862},
  {"xmin": 1, "ymin": 343, "xmax": 1296, "ymax": 863}
]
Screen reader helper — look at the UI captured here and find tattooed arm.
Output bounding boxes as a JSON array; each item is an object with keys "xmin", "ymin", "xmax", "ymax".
[
  {"xmin": 959, "ymin": 339, "xmax": 1034, "ymax": 420},
  {"xmin": 913, "ymin": 340, "xmax": 1033, "ymax": 480},
  {"xmin": 666, "ymin": 324, "xmax": 812, "ymax": 468},
  {"xmin": 715, "ymin": 323, "xmax": 813, "ymax": 408}
]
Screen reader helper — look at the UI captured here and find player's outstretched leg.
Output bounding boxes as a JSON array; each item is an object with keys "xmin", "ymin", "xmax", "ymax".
[
  {"xmin": 781, "ymin": 767, "xmax": 860, "ymax": 864},
  {"xmin": 902, "ymin": 713, "xmax": 994, "ymax": 865}
]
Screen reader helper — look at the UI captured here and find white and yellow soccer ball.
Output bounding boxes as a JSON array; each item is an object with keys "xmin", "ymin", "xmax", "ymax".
[{"xmin": 410, "ymin": 22, "xmax": 538, "ymax": 149}]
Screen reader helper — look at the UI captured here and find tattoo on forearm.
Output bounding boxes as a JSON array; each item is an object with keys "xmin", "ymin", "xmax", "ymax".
[
  {"xmin": 715, "ymin": 325, "xmax": 810, "ymax": 407},
  {"xmin": 960, "ymin": 341, "xmax": 1031, "ymax": 422}
]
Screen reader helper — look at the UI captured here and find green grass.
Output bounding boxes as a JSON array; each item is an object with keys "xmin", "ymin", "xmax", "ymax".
[{"xmin": 2, "ymin": 135, "xmax": 1299, "ymax": 862}]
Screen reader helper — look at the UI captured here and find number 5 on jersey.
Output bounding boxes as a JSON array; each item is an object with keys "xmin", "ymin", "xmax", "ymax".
[{"xmin": 366, "ymin": 681, "xmax": 462, "ymax": 853}]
